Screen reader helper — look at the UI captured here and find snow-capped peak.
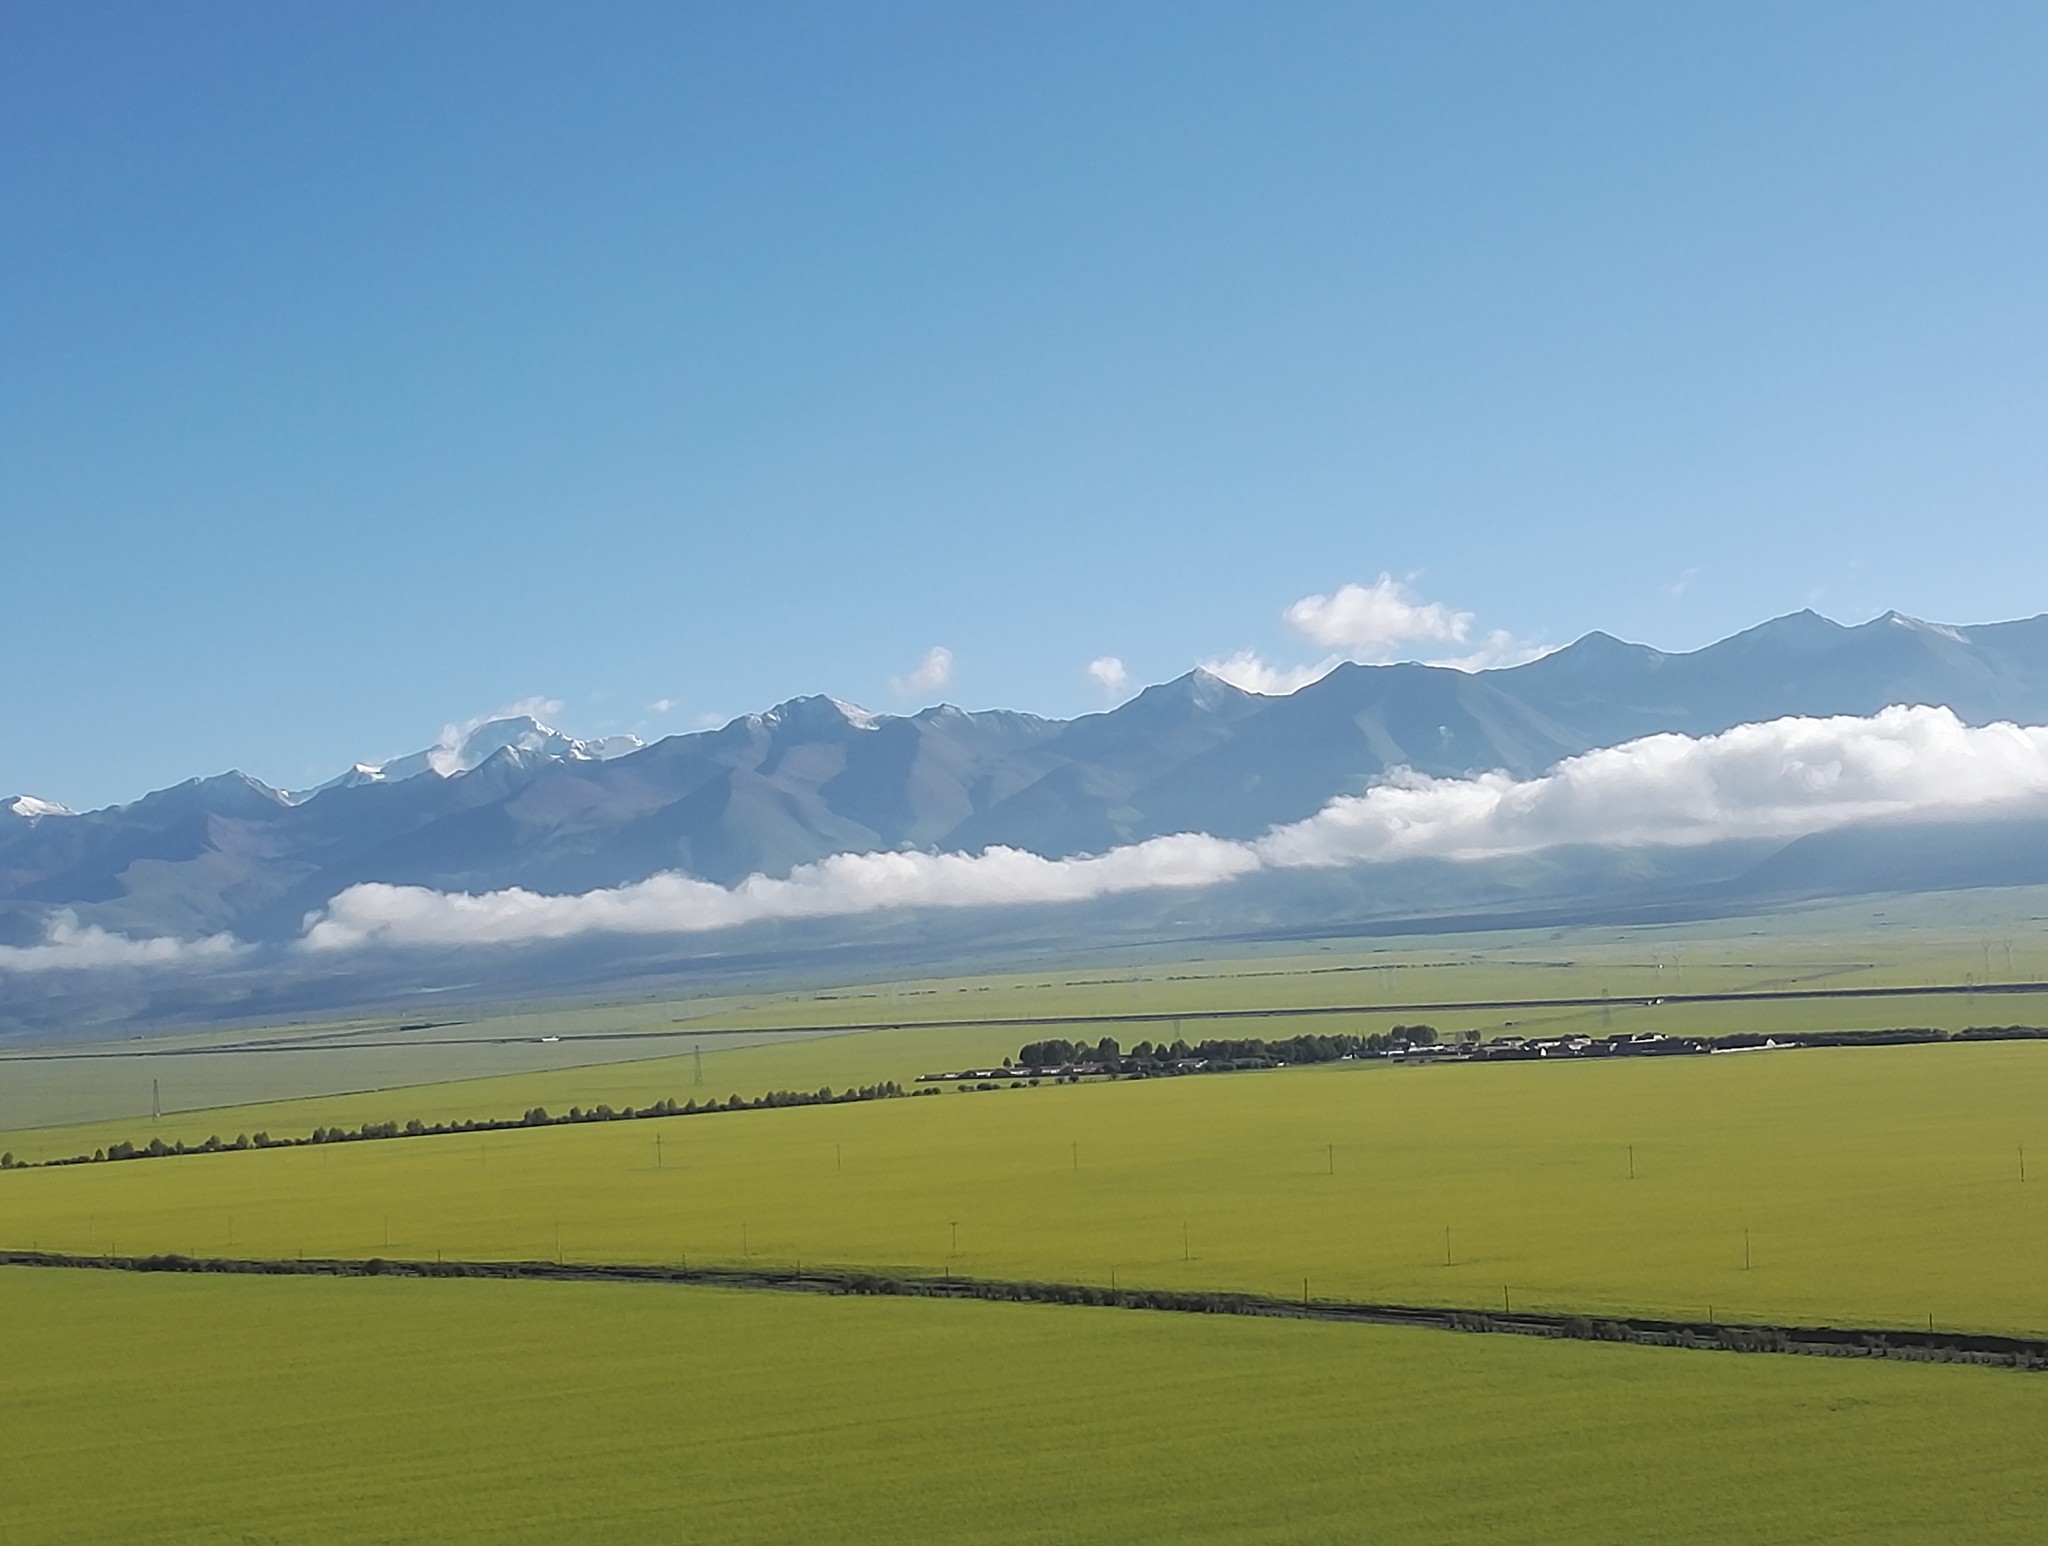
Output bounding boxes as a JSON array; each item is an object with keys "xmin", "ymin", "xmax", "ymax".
[
  {"xmin": 3, "ymin": 794, "xmax": 76, "ymax": 820},
  {"xmin": 1880, "ymin": 610, "xmax": 1968, "ymax": 643},
  {"xmin": 286, "ymin": 716, "xmax": 647, "ymax": 803},
  {"xmin": 755, "ymin": 696, "xmax": 884, "ymax": 733}
]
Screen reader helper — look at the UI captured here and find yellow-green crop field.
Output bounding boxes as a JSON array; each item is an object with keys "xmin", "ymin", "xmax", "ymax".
[
  {"xmin": 9, "ymin": 906, "xmax": 2048, "ymax": 1543},
  {"xmin": 11, "ymin": 892, "xmax": 2048, "ymax": 1159},
  {"xmin": 3, "ymin": 1267, "xmax": 2041, "ymax": 1546},
  {"xmin": 7, "ymin": 1040, "xmax": 2047, "ymax": 1335}
]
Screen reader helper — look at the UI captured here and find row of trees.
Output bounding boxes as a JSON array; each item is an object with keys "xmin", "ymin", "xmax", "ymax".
[
  {"xmin": 22, "ymin": 1081, "xmax": 914, "ymax": 1172},
  {"xmin": 1714, "ymin": 1025, "xmax": 2048, "ymax": 1049},
  {"xmin": 1012, "ymin": 1026, "xmax": 1439, "ymax": 1072},
  {"xmin": 1011, "ymin": 1023, "xmax": 2048, "ymax": 1077}
]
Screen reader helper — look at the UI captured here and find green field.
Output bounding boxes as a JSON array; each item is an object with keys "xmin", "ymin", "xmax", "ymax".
[
  {"xmin": 3, "ymin": 1267, "xmax": 2040, "ymax": 1545},
  {"xmin": 7, "ymin": 1040, "xmax": 2046, "ymax": 1335},
  {"xmin": 10, "ymin": 891, "xmax": 2048, "ymax": 1166},
  {"xmin": 9, "ymin": 906, "xmax": 2048, "ymax": 1541}
]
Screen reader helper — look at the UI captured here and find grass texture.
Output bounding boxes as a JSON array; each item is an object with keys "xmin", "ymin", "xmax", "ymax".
[
  {"xmin": 5, "ymin": 1040, "xmax": 2046, "ymax": 1335},
  {"xmin": 2, "ymin": 1267, "xmax": 2042, "ymax": 1546}
]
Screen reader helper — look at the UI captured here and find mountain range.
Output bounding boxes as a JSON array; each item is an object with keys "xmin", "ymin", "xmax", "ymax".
[{"xmin": 9, "ymin": 608, "xmax": 2048, "ymax": 954}]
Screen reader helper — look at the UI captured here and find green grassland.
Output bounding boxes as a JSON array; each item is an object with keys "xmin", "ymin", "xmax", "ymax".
[
  {"xmin": 7, "ymin": 1041, "xmax": 2047, "ymax": 1336},
  {"xmin": 10, "ymin": 889, "xmax": 2048, "ymax": 1160},
  {"xmin": 8, "ymin": 904, "xmax": 2048, "ymax": 1543},
  {"xmin": 0, "ymin": 1019, "xmax": 1033, "ymax": 1164},
  {"xmin": 3, "ymin": 1267, "xmax": 2040, "ymax": 1546}
]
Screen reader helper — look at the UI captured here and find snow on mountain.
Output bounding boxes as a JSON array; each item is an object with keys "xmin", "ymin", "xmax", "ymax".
[
  {"xmin": 2, "ymin": 795, "xmax": 76, "ymax": 820},
  {"xmin": 753, "ymin": 696, "xmax": 884, "ymax": 734},
  {"xmin": 287, "ymin": 716, "xmax": 646, "ymax": 803}
]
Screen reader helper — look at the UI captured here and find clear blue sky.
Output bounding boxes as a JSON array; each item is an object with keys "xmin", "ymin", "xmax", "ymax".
[{"xmin": 5, "ymin": 1, "xmax": 2046, "ymax": 810}]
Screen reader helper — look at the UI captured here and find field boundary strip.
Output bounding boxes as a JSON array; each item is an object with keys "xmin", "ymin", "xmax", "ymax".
[{"xmin": 3, "ymin": 1250, "xmax": 2042, "ymax": 1372}]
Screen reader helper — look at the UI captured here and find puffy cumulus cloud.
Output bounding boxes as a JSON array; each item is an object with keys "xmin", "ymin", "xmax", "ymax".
[
  {"xmin": 1086, "ymin": 656, "xmax": 1132, "ymax": 696},
  {"xmin": 1205, "ymin": 576, "xmax": 1545, "ymax": 693},
  {"xmin": 1196, "ymin": 649, "xmax": 1342, "ymax": 696},
  {"xmin": 292, "ymin": 705, "xmax": 2048, "ymax": 955},
  {"xmin": 1286, "ymin": 576, "xmax": 1473, "ymax": 653},
  {"xmin": 300, "ymin": 833, "xmax": 1262, "ymax": 952},
  {"xmin": 0, "ymin": 913, "xmax": 244, "ymax": 974},
  {"xmin": 890, "ymin": 645, "xmax": 955, "ymax": 698}
]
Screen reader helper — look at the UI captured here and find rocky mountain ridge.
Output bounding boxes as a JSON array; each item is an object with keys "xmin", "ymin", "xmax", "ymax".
[{"xmin": 6, "ymin": 607, "xmax": 2048, "ymax": 946}]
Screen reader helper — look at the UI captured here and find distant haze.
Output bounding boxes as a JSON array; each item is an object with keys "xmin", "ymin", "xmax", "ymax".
[
  {"xmin": 294, "ymin": 706, "xmax": 2048, "ymax": 955},
  {"xmin": 11, "ymin": 609, "xmax": 2048, "ymax": 981}
]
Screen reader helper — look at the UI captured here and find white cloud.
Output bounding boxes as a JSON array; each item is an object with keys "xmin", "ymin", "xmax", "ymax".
[
  {"xmin": 1424, "ymin": 629, "xmax": 1555, "ymax": 673},
  {"xmin": 294, "ymin": 705, "xmax": 2048, "ymax": 954},
  {"xmin": 1196, "ymin": 649, "xmax": 1344, "ymax": 696},
  {"xmin": 1199, "ymin": 576, "xmax": 1543, "ymax": 695},
  {"xmin": 1253, "ymin": 705, "xmax": 2048, "ymax": 867},
  {"xmin": 430, "ymin": 697, "xmax": 565, "ymax": 775},
  {"xmin": 889, "ymin": 646, "xmax": 955, "ymax": 698},
  {"xmin": 1286, "ymin": 576, "xmax": 1473, "ymax": 653},
  {"xmin": 0, "ymin": 913, "xmax": 244, "ymax": 975},
  {"xmin": 647, "ymin": 698, "xmax": 679, "ymax": 715},
  {"xmin": 1087, "ymin": 656, "xmax": 1132, "ymax": 697},
  {"xmin": 300, "ymin": 832, "xmax": 1262, "ymax": 952}
]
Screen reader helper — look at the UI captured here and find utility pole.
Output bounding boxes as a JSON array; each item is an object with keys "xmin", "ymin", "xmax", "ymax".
[{"xmin": 151, "ymin": 1079, "xmax": 161, "ymax": 1123}]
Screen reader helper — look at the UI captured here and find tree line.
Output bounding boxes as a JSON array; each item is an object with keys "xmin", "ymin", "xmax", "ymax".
[
  {"xmin": 0, "ymin": 1080, "xmax": 918, "ymax": 1173},
  {"xmin": 1004, "ymin": 1023, "xmax": 2048, "ymax": 1079},
  {"xmin": 1011, "ymin": 1027, "xmax": 1438, "ymax": 1072}
]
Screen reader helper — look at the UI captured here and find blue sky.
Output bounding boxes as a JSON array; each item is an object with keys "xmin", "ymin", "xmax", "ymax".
[{"xmin": 5, "ymin": 1, "xmax": 2046, "ymax": 810}]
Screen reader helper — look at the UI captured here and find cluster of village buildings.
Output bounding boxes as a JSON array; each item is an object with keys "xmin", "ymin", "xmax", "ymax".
[
  {"xmin": 1394, "ymin": 1031, "xmax": 1718, "ymax": 1063},
  {"xmin": 919, "ymin": 1029, "xmax": 1742, "ymax": 1086}
]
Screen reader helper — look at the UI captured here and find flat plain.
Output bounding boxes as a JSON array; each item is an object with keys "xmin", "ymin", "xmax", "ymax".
[
  {"xmin": 9, "ymin": 890, "xmax": 2048, "ymax": 1162},
  {"xmin": 7, "ymin": 904, "xmax": 2048, "ymax": 1542},
  {"xmin": 3, "ymin": 1267, "xmax": 2041, "ymax": 1546},
  {"xmin": 6, "ymin": 1037, "xmax": 2045, "ymax": 1335}
]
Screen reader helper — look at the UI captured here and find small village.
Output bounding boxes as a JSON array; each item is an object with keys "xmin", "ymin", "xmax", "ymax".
[{"xmin": 918, "ymin": 1028, "xmax": 1736, "ymax": 1087}]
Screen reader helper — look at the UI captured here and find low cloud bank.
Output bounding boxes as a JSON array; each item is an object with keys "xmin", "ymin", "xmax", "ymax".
[
  {"xmin": 302, "ymin": 832, "xmax": 1259, "ymax": 951},
  {"xmin": 0, "ymin": 913, "xmax": 243, "ymax": 974},
  {"xmin": 299, "ymin": 705, "xmax": 2048, "ymax": 953}
]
